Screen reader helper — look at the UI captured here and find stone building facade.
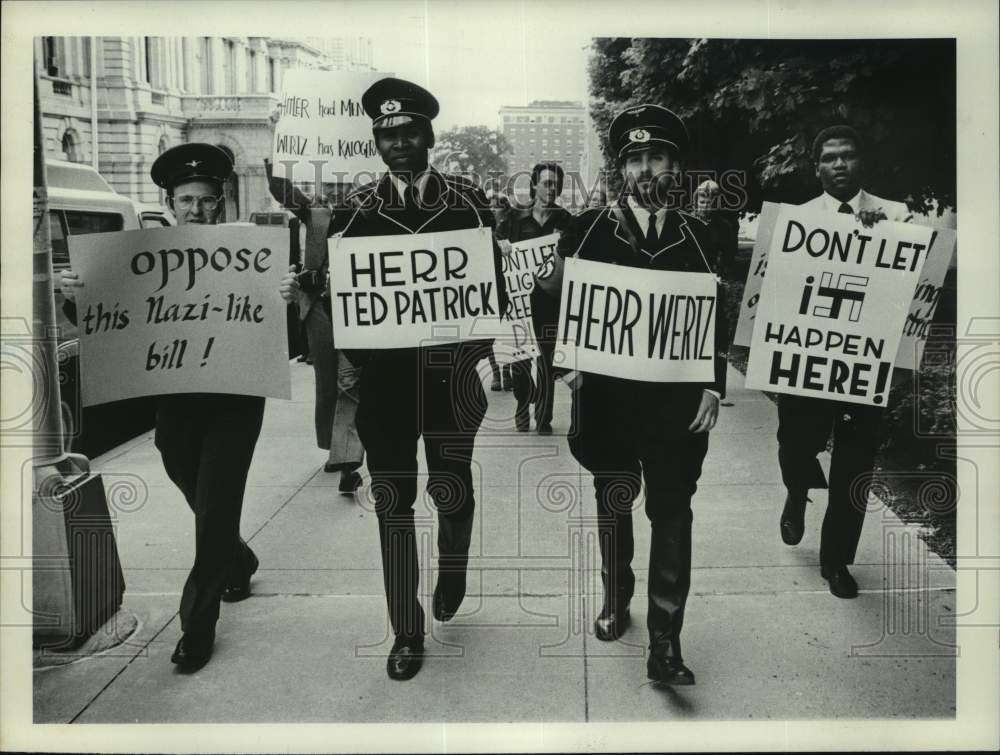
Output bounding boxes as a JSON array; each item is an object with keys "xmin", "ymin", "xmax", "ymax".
[{"xmin": 36, "ymin": 36, "xmax": 374, "ymax": 219}]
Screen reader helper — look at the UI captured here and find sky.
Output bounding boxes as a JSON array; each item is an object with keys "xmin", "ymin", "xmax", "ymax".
[{"xmin": 319, "ymin": 1, "xmax": 593, "ymax": 131}]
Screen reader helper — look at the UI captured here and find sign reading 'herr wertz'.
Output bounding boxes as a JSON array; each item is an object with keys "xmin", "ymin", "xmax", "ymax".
[
  {"xmin": 68, "ymin": 225, "xmax": 291, "ymax": 407},
  {"xmin": 554, "ymin": 257, "xmax": 717, "ymax": 382},
  {"xmin": 328, "ymin": 227, "xmax": 500, "ymax": 349},
  {"xmin": 744, "ymin": 204, "xmax": 935, "ymax": 406},
  {"xmin": 271, "ymin": 69, "xmax": 384, "ymax": 184}
]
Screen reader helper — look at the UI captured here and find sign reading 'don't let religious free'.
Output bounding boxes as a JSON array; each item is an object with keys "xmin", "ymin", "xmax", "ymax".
[
  {"xmin": 271, "ymin": 68, "xmax": 384, "ymax": 184},
  {"xmin": 554, "ymin": 257, "xmax": 718, "ymax": 382},
  {"xmin": 493, "ymin": 232, "xmax": 560, "ymax": 363},
  {"xmin": 743, "ymin": 204, "xmax": 940, "ymax": 406},
  {"xmin": 734, "ymin": 202, "xmax": 956, "ymax": 372},
  {"xmin": 68, "ymin": 225, "xmax": 291, "ymax": 407},
  {"xmin": 328, "ymin": 227, "xmax": 500, "ymax": 349}
]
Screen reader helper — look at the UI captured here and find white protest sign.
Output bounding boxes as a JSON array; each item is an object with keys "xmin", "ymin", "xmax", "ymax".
[
  {"xmin": 69, "ymin": 225, "xmax": 291, "ymax": 406},
  {"xmin": 494, "ymin": 232, "xmax": 560, "ymax": 363},
  {"xmin": 328, "ymin": 227, "xmax": 500, "ymax": 349},
  {"xmin": 733, "ymin": 201, "xmax": 780, "ymax": 346},
  {"xmin": 744, "ymin": 205, "xmax": 936, "ymax": 406},
  {"xmin": 554, "ymin": 257, "xmax": 717, "ymax": 382},
  {"xmin": 271, "ymin": 69, "xmax": 384, "ymax": 185}
]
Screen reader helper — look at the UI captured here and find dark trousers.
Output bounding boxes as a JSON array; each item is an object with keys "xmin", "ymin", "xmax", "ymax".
[
  {"xmin": 569, "ymin": 377, "xmax": 708, "ymax": 657},
  {"xmin": 357, "ymin": 347, "xmax": 487, "ymax": 642},
  {"xmin": 510, "ymin": 359, "xmax": 535, "ymax": 429},
  {"xmin": 776, "ymin": 394, "xmax": 883, "ymax": 569},
  {"xmin": 530, "ymin": 287, "xmax": 563, "ymax": 427},
  {"xmin": 154, "ymin": 394, "xmax": 265, "ymax": 635}
]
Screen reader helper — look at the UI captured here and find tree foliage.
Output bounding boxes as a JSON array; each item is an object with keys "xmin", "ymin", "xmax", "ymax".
[
  {"xmin": 588, "ymin": 38, "xmax": 956, "ymax": 215},
  {"xmin": 433, "ymin": 125, "xmax": 512, "ymax": 186}
]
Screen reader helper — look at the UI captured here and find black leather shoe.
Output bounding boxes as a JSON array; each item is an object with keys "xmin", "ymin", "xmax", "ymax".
[
  {"xmin": 780, "ymin": 490, "xmax": 808, "ymax": 546},
  {"xmin": 433, "ymin": 574, "xmax": 467, "ymax": 622},
  {"xmin": 647, "ymin": 653, "xmax": 695, "ymax": 686},
  {"xmin": 339, "ymin": 469, "xmax": 362, "ymax": 494},
  {"xmin": 594, "ymin": 605, "xmax": 630, "ymax": 642},
  {"xmin": 221, "ymin": 551, "xmax": 259, "ymax": 603},
  {"xmin": 171, "ymin": 628, "xmax": 215, "ymax": 671},
  {"xmin": 386, "ymin": 638, "xmax": 424, "ymax": 680},
  {"xmin": 821, "ymin": 564, "xmax": 859, "ymax": 599}
]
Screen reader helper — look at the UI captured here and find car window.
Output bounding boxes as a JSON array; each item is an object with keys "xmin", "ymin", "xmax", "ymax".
[
  {"xmin": 65, "ymin": 210, "xmax": 125, "ymax": 236},
  {"xmin": 49, "ymin": 212, "xmax": 69, "ymax": 265}
]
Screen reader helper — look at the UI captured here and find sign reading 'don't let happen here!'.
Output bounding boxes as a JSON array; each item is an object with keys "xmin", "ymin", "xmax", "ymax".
[
  {"xmin": 744, "ymin": 204, "xmax": 937, "ymax": 406},
  {"xmin": 328, "ymin": 227, "xmax": 500, "ymax": 349},
  {"xmin": 554, "ymin": 257, "xmax": 717, "ymax": 382},
  {"xmin": 271, "ymin": 68, "xmax": 384, "ymax": 185},
  {"xmin": 69, "ymin": 225, "xmax": 291, "ymax": 407}
]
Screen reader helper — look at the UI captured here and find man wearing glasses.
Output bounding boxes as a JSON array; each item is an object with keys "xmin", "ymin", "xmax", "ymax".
[{"xmin": 61, "ymin": 143, "xmax": 265, "ymax": 672}]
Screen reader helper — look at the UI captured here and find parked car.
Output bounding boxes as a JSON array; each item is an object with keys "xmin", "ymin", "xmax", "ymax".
[{"xmin": 47, "ymin": 159, "xmax": 174, "ymax": 458}]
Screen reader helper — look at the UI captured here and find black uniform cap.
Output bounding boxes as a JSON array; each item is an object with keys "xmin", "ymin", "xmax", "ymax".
[
  {"xmin": 150, "ymin": 143, "xmax": 233, "ymax": 190},
  {"xmin": 608, "ymin": 104, "xmax": 689, "ymax": 161},
  {"xmin": 362, "ymin": 77, "xmax": 440, "ymax": 130}
]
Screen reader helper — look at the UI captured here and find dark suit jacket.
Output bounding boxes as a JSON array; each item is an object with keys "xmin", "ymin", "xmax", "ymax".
[
  {"xmin": 557, "ymin": 200, "xmax": 729, "ymax": 397},
  {"xmin": 327, "ymin": 169, "xmax": 508, "ymax": 370}
]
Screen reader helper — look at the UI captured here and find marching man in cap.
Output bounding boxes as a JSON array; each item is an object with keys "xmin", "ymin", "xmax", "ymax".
[
  {"xmin": 60, "ymin": 143, "xmax": 265, "ymax": 671},
  {"xmin": 556, "ymin": 105, "xmax": 729, "ymax": 685},
  {"xmin": 280, "ymin": 77, "xmax": 507, "ymax": 680}
]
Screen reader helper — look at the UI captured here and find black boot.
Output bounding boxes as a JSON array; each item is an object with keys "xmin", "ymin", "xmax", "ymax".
[
  {"xmin": 377, "ymin": 511, "xmax": 425, "ymax": 653},
  {"xmin": 594, "ymin": 564, "xmax": 631, "ymax": 641},
  {"xmin": 780, "ymin": 488, "xmax": 808, "ymax": 546},
  {"xmin": 433, "ymin": 513, "xmax": 474, "ymax": 622},
  {"xmin": 593, "ymin": 478, "xmax": 637, "ymax": 641},
  {"xmin": 646, "ymin": 510, "xmax": 694, "ymax": 685}
]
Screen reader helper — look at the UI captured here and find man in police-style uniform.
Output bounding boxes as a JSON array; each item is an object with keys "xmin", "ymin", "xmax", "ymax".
[
  {"xmin": 62, "ymin": 143, "xmax": 265, "ymax": 671},
  {"xmin": 558, "ymin": 105, "xmax": 728, "ymax": 686},
  {"xmin": 281, "ymin": 78, "xmax": 506, "ymax": 680},
  {"xmin": 777, "ymin": 125, "xmax": 908, "ymax": 599}
]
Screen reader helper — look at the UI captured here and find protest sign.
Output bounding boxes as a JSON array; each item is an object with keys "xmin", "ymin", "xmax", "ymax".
[
  {"xmin": 69, "ymin": 225, "xmax": 291, "ymax": 406},
  {"xmin": 735, "ymin": 202, "xmax": 956, "ymax": 371},
  {"xmin": 271, "ymin": 68, "xmax": 384, "ymax": 185},
  {"xmin": 554, "ymin": 258, "xmax": 717, "ymax": 382},
  {"xmin": 744, "ymin": 205, "xmax": 939, "ymax": 406},
  {"xmin": 328, "ymin": 227, "xmax": 500, "ymax": 348},
  {"xmin": 494, "ymin": 232, "xmax": 560, "ymax": 363},
  {"xmin": 733, "ymin": 201, "xmax": 780, "ymax": 346}
]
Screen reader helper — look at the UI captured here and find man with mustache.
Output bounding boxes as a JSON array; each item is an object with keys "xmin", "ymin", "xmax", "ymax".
[{"xmin": 557, "ymin": 105, "xmax": 729, "ymax": 685}]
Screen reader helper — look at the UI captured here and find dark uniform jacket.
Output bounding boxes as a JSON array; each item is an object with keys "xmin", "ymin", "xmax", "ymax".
[
  {"xmin": 327, "ymin": 169, "xmax": 508, "ymax": 368},
  {"xmin": 557, "ymin": 200, "xmax": 729, "ymax": 398}
]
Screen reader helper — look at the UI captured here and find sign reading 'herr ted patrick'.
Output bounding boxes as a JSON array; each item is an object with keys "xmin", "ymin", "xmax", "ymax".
[
  {"xmin": 328, "ymin": 227, "xmax": 500, "ymax": 349},
  {"xmin": 68, "ymin": 225, "xmax": 291, "ymax": 406},
  {"xmin": 744, "ymin": 204, "xmax": 936, "ymax": 406},
  {"xmin": 554, "ymin": 257, "xmax": 717, "ymax": 382},
  {"xmin": 271, "ymin": 68, "xmax": 384, "ymax": 184}
]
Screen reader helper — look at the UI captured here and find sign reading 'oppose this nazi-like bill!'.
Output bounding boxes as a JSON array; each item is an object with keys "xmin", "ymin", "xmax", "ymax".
[
  {"xmin": 271, "ymin": 69, "xmax": 384, "ymax": 184},
  {"xmin": 68, "ymin": 225, "xmax": 291, "ymax": 407},
  {"xmin": 495, "ymin": 232, "xmax": 560, "ymax": 363},
  {"xmin": 744, "ymin": 205, "xmax": 934, "ymax": 406},
  {"xmin": 328, "ymin": 227, "xmax": 500, "ymax": 349},
  {"xmin": 554, "ymin": 258, "xmax": 717, "ymax": 382}
]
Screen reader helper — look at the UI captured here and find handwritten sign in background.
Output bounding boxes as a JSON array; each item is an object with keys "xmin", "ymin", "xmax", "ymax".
[
  {"xmin": 555, "ymin": 258, "xmax": 717, "ymax": 382},
  {"xmin": 744, "ymin": 205, "xmax": 937, "ymax": 405},
  {"xmin": 271, "ymin": 69, "xmax": 384, "ymax": 185},
  {"xmin": 493, "ymin": 232, "xmax": 560, "ymax": 364},
  {"xmin": 69, "ymin": 225, "xmax": 291, "ymax": 406}
]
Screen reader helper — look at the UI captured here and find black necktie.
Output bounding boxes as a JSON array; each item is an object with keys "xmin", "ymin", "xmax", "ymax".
[
  {"xmin": 645, "ymin": 212, "xmax": 659, "ymax": 248},
  {"xmin": 838, "ymin": 202, "xmax": 853, "ymax": 214}
]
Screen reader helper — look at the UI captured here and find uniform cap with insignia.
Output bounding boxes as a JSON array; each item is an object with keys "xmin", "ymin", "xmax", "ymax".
[
  {"xmin": 608, "ymin": 104, "xmax": 689, "ymax": 161},
  {"xmin": 362, "ymin": 77, "xmax": 440, "ymax": 131},
  {"xmin": 150, "ymin": 143, "xmax": 233, "ymax": 190}
]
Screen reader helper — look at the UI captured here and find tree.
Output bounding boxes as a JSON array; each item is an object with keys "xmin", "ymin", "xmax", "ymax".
[
  {"xmin": 432, "ymin": 125, "xmax": 512, "ymax": 188},
  {"xmin": 588, "ymin": 38, "xmax": 956, "ymax": 216}
]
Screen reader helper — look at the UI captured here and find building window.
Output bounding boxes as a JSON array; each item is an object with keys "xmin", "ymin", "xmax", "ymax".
[
  {"xmin": 247, "ymin": 50, "xmax": 257, "ymax": 92},
  {"xmin": 61, "ymin": 130, "xmax": 80, "ymax": 162},
  {"xmin": 267, "ymin": 57, "xmax": 275, "ymax": 93},
  {"xmin": 225, "ymin": 40, "xmax": 237, "ymax": 93},
  {"xmin": 199, "ymin": 37, "xmax": 212, "ymax": 94},
  {"xmin": 144, "ymin": 37, "xmax": 153, "ymax": 85},
  {"xmin": 42, "ymin": 36, "xmax": 62, "ymax": 77}
]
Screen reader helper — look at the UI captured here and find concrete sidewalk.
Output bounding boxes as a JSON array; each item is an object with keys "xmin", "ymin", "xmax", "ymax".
[{"xmin": 34, "ymin": 362, "xmax": 956, "ymax": 722}]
